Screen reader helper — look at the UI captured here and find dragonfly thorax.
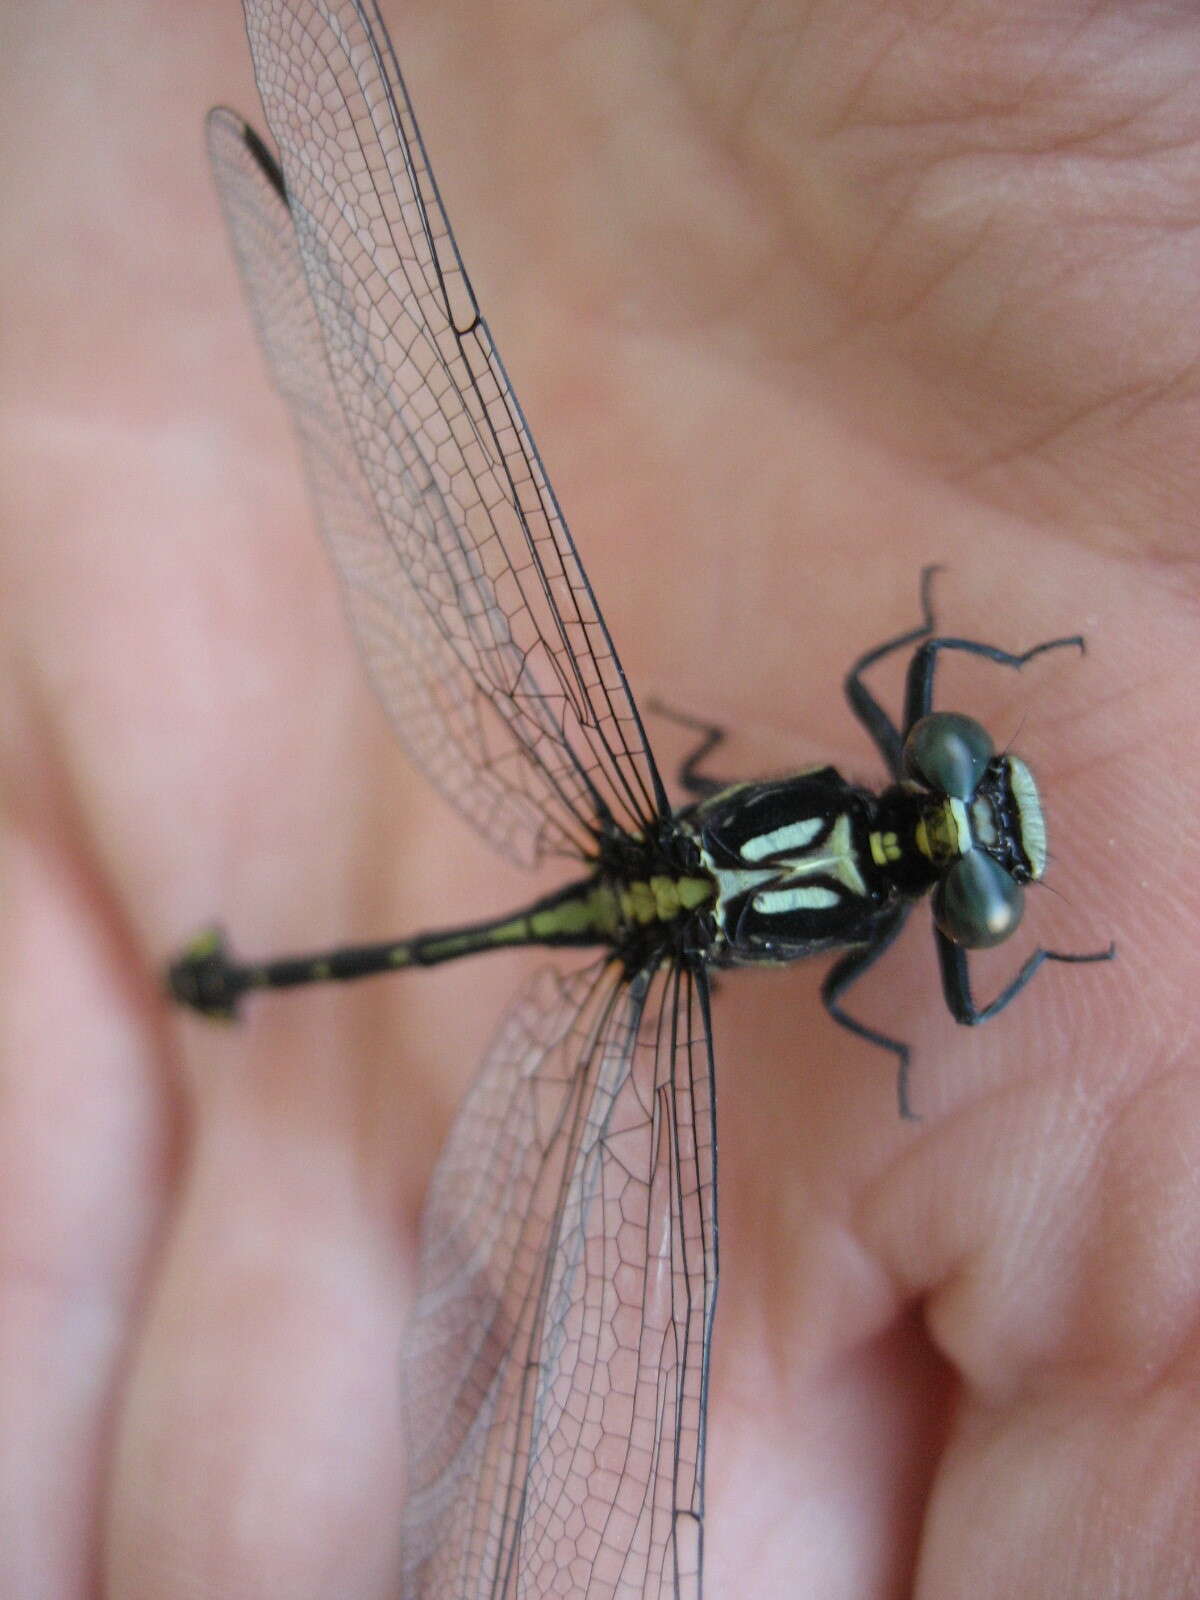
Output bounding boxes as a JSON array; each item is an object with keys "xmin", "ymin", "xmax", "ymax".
[
  {"xmin": 688, "ymin": 769, "xmax": 897, "ymax": 964},
  {"xmin": 683, "ymin": 710, "xmax": 1052, "ymax": 968}
]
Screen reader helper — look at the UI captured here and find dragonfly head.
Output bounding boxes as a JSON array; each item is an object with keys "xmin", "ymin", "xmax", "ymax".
[{"xmin": 902, "ymin": 711, "xmax": 1047, "ymax": 950}]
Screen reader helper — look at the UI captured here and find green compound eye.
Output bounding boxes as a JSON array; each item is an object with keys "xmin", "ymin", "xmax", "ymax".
[
  {"xmin": 933, "ymin": 850, "xmax": 1024, "ymax": 948},
  {"xmin": 904, "ymin": 712, "xmax": 994, "ymax": 799}
]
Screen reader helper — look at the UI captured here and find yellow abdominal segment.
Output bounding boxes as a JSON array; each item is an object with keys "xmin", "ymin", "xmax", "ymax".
[{"xmin": 415, "ymin": 874, "xmax": 717, "ymax": 953}]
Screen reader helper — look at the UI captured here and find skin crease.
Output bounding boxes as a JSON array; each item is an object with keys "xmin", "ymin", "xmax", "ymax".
[{"xmin": 1, "ymin": 0, "xmax": 1198, "ymax": 1595}]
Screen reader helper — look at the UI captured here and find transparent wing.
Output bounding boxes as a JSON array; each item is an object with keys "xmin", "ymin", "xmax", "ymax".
[
  {"xmin": 209, "ymin": 0, "xmax": 667, "ymax": 865},
  {"xmin": 402, "ymin": 958, "xmax": 717, "ymax": 1599},
  {"xmin": 205, "ymin": 108, "xmax": 542, "ymax": 864}
]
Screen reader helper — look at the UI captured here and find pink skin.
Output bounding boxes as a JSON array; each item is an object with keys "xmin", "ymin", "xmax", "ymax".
[{"xmin": 2, "ymin": 2, "xmax": 1197, "ymax": 1596}]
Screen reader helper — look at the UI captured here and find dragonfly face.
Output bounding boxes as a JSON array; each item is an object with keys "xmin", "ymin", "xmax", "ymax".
[
  {"xmin": 898, "ymin": 710, "xmax": 1047, "ymax": 949},
  {"xmin": 174, "ymin": 4, "xmax": 1114, "ymax": 1594}
]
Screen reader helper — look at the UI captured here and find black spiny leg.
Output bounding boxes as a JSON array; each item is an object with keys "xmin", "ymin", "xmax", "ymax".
[
  {"xmin": 903, "ymin": 632, "xmax": 1086, "ymax": 732},
  {"xmin": 936, "ymin": 929, "xmax": 1116, "ymax": 1026},
  {"xmin": 645, "ymin": 700, "xmax": 731, "ymax": 799},
  {"xmin": 821, "ymin": 907, "xmax": 919, "ymax": 1118},
  {"xmin": 844, "ymin": 566, "xmax": 941, "ymax": 778}
]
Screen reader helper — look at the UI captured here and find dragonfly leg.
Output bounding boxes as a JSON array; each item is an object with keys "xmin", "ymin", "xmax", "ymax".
[
  {"xmin": 844, "ymin": 566, "xmax": 941, "ymax": 778},
  {"xmin": 936, "ymin": 928, "xmax": 1116, "ymax": 1026},
  {"xmin": 902, "ymin": 632, "xmax": 1086, "ymax": 730},
  {"xmin": 821, "ymin": 907, "xmax": 919, "ymax": 1118},
  {"xmin": 645, "ymin": 699, "xmax": 731, "ymax": 798}
]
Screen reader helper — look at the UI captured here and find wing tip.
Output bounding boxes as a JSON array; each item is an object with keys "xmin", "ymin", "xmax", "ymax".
[{"xmin": 206, "ymin": 104, "xmax": 287, "ymax": 203}]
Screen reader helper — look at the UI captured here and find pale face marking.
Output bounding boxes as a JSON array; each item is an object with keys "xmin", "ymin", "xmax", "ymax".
[{"xmin": 1005, "ymin": 756, "xmax": 1047, "ymax": 879}]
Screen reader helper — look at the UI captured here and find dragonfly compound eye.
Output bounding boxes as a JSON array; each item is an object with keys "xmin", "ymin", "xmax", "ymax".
[
  {"xmin": 932, "ymin": 849, "xmax": 1024, "ymax": 948},
  {"xmin": 904, "ymin": 711, "xmax": 994, "ymax": 798}
]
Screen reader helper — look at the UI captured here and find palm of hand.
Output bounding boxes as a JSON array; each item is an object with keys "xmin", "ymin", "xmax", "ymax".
[{"xmin": 1, "ymin": 4, "xmax": 1194, "ymax": 1597}]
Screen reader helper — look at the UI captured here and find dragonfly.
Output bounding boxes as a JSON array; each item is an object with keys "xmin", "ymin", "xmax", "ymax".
[{"xmin": 169, "ymin": 2, "xmax": 1115, "ymax": 1594}]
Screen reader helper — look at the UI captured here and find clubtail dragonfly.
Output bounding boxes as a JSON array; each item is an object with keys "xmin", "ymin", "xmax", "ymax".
[{"xmin": 168, "ymin": 3, "xmax": 1114, "ymax": 1593}]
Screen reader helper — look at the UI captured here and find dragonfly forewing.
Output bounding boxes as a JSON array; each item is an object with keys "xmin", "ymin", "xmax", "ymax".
[
  {"xmin": 225, "ymin": 0, "xmax": 668, "ymax": 865},
  {"xmin": 207, "ymin": 107, "xmax": 554, "ymax": 862}
]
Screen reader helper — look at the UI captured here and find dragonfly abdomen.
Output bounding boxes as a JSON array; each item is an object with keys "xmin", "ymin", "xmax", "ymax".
[{"xmin": 167, "ymin": 866, "xmax": 717, "ymax": 1019}]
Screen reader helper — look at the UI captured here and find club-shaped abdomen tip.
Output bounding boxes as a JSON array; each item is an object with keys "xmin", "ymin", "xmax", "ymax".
[{"xmin": 165, "ymin": 927, "xmax": 242, "ymax": 1019}]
